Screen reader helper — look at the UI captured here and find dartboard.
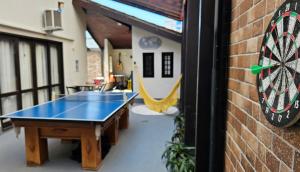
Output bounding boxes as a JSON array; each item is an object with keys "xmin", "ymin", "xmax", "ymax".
[{"xmin": 257, "ymin": 0, "xmax": 300, "ymax": 127}]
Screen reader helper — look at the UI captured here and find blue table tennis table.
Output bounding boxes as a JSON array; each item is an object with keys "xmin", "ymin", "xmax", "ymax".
[{"xmin": 2, "ymin": 91, "xmax": 138, "ymax": 170}]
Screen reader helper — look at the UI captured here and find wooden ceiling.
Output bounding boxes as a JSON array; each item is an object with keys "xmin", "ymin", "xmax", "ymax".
[
  {"xmin": 73, "ymin": 0, "xmax": 182, "ymax": 49},
  {"xmin": 86, "ymin": 12, "xmax": 132, "ymax": 49},
  {"xmin": 114, "ymin": 0, "xmax": 185, "ymax": 20}
]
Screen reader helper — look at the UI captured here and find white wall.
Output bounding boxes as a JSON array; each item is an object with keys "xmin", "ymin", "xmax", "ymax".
[
  {"xmin": 112, "ymin": 49, "xmax": 133, "ymax": 78},
  {"xmin": 132, "ymin": 27, "xmax": 181, "ymax": 98},
  {"xmin": 0, "ymin": 0, "xmax": 87, "ymax": 87},
  {"xmin": 103, "ymin": 39, "xmax": 114, "ymax": 82}
]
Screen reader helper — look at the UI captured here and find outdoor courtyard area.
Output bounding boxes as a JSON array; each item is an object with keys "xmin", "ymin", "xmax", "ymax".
[{"xmin": 0, "ymin": 105, "xmax": 175, "ymax": 172}]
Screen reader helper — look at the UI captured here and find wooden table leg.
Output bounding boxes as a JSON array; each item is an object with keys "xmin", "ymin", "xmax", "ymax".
[
  {"xmin": 81, "ymin": 128, "xmax": 101, "ymax": 170},
  {"xmin": 119, "ymin": 107, "xmax": 129, "ymax": 129},
  {"xmin": 24, "ymin": 127, "xmax": 48, "ymax": 166},
  {"xmin": 106, "ymin": 118, "xmax": 119, "ymax": 145}
]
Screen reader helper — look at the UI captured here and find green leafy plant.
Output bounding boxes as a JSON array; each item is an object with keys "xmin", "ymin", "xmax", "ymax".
[{"xmin": 162, "ymin": 114, "xmax": 195, "ymax": 172}]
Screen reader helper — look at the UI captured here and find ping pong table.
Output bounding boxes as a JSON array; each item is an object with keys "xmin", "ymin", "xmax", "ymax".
[{"xmin": 1, "ymin": 91, "xmax": 138, "ymax": 170}]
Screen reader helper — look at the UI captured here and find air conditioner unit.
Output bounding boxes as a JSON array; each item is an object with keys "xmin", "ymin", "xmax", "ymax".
[{"xmin": 43, "ymin": 9, "xmax": 62, "ymax": 32}]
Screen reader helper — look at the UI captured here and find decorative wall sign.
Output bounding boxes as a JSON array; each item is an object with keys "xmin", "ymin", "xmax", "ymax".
[
  {"xmin": 139, "ymin": 36, "xmax": 162, "ymax": 49},
  {"xmin": 251, "ymin": 0, "xmax": 300, "ymax": 127}
]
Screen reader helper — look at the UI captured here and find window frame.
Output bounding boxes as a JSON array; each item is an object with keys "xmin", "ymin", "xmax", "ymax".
[
  {"xmin": 162, "ymin": 52, "xmax": 174, "ymax": 78},
  {"xmin": 0, "ymin": 32, "xmax": 64, "ymax": 129},
  {"xmin": 143, "ymin": 52, "xmax": 155, "ymax": 78}
]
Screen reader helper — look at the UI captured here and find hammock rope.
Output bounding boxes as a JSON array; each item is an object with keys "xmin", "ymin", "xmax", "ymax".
[{"xmin": 135, "ymin": 66, "xmax": 182, "ymax": 112}]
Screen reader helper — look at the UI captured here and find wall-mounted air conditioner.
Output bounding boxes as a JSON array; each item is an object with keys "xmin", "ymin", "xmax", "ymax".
[{"xmin": 43, "ymin": 10, "xmax": 62, "ymax": 32}]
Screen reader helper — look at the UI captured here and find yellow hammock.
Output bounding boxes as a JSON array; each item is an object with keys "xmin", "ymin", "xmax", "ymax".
[{"xmin": 137, "ymin": 72, "xmax": 182, "ymax": 112}]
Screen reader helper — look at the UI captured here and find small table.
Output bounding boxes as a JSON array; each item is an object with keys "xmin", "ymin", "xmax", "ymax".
[{"xmin": 1, "ymin": 91, "xmax": 138, "ymax": 170}]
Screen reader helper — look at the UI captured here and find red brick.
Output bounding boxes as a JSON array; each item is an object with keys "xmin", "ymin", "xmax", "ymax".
[
  {"xmin": 244, "ymin": 70, "xmax": 257, "ymax": 85},
  {"xmin": 257, "ymin": 142, "xmax": 266, "ymax": 163},
  {"xmin": 251, "ymin": 103, "xmax": 261, "ymax": 121},
  {"xmin": 242, "ymin": 25, "xmax": 253, "ymax": 40},
  {"xmin": 263, "ymin": 14, "xmax": 273, "ymax": 32},
  {"xmin": 260, "ymin": 112, "xmax": 283, "ymax": 136},
  {"xmin": 256, "ymin": 123, "xmax": 272, "ymax": 148},
  {"xmin": 225, "ymin": 153, "xmax": 235, "ymax": 172},
  {"xmin": 236, "ymin": 162, "xmax": 245, "ymax": 172},
  {"xmin": 253, "ymin": 0, "xmax": 265, "ymax": 20},
  {"xmin": 247, "ymin": 38, "xmax": 258, "ymax": 53},
  {"xmin": 238, "ymin": 42, "xmax": 247, "ymax": 54},
  {"xmin": 235, "ymin": 106, "xmax": 247, "ymax": 125},
  {"xmin": 272, "ymin": 136, "xmax": 293, "ymax": 168},
  {"xmin": 254, "ymin": 0, "xmax": 262, "ymax": 4},
  {"xmin": 249, "ymin": 85, "xmax": 258, "ymax": 102},
  {"xmin": 266, "ymin": 151, "xmax": 280, "ymax": 172},
  {"xmin": 240, "ymin": 82, "xmax": 250, "ymax": 98},
  {"xmin": 266, "ymin": 0, "xmax": 276, "ymax": 14},
  {"xmin": 245, "ymin": 144, "xmax": 256, "ymax": 166},
  {"xmin": 283, "ymin": 127, "xmax": 300, "ymax": 151},
  {"xmin": 236, "ymin": 95, "xmax": 252, "ymax": 114},
  {"xmin": 280, "ymin": 163, "xmax": 292, "ymax": 172},
  {"xmin": 252, "ymin": 19, "xmax": 263, "ymax": 36},
  {"xmin": 246, "ymin": 116, "xmax": 257, "ymax": 135},
  {"xmin": 257, "ymin": 36, "xmax": 264, "ymax": 52},
  {"xmin": 241, "ymin": 154, "xmax": 255, "ymax": 172},
  {"xmin": 236, "ymin": 135, "xmax": 246, "ymax": 153},
  {"xmin": 240, "ymin": 0, "xmax": 253, "ymax": 15},
  {"xmin": 275, "ymin": 0, "xmax": 285, "ymax": 8},
  {"xmin": 230, "ymin": 43, "xmax": 239, "ymax": 55},
  {"xmin": 239, "ymin": 12, "xmax": 248, "ymax": 28},
  {"xmin": 231, "ymin": 19, "xmax": 239, "ymax": 32},
  {"xmin": 229, "ymin": 68, "xmax": 245, "ymax": 81},
  {"xmin": 232, "ymin": 7, "xmax": 240, "ymax": 21},
  {"xmin": 242, "ymin": 126, "xmax": 258, "ymax": 153},
  {"xmin": 255, "ymin": 157, "xmax": 263, "ymax": 172},
  {"xmin": 232, "ymin": 0, "xmax": 240, "ymax": 9},
  {"xmin": 228, "ymin": 79, "xmax": 240, "ymax": 92},
  {"xmin": 294, "ymin": 151, "xmax": 300, "ymax": 172},
  {"xmin": 230, "ymin": 139, "xmax": 242, "ymax": 162}
]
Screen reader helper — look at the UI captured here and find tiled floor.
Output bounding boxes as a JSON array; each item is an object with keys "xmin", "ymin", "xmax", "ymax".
[{"xmin": 0, "ymin": 107, "xmax": 175, "ymax": 172}]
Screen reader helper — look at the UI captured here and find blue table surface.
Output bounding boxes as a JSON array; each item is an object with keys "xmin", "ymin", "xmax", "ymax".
[{"xmin": 1, "ymin": 91, "xmax": 138, "ymax": 122}]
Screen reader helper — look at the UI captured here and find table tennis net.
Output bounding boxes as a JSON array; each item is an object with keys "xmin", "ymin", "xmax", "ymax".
[{"xmin": 64, "ymin": 94, "xmax": 129, "ymax": 102}]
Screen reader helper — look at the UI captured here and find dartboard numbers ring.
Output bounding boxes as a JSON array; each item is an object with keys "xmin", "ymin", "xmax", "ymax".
[{"xmin": 256, "ymin": 0, "xmax": 300, "ymax": 127}]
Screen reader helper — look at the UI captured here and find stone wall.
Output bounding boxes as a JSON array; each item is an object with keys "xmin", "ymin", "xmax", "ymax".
[
  {"xmin": 87, "ymin": 48, "xmax": 102, "ymax": 82},
  {"xmin": 225, "ymin": 0, "xmax": 300, "ymax": 171}
]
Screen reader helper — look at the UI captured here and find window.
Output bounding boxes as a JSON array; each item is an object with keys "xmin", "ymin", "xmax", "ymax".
[
  {"xmin": 143, "ymin": 53, "xmax": 154, "ymax": 77},
  {"xmin": 162, "ymin": 52, "xmax": 174, "ymax": 78},
  {"xmin": 0, "ymin": 33, "xmax": 64, "ymax": 129}
]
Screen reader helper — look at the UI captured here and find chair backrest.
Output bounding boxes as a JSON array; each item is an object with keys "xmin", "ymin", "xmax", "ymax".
[
  {"xmin": 66, "ymin": 86, "xmax": 80, "ymax": 95},
  {"xmin": 103, "ymin": 82, "xmax": 116, "ymax": 92}
]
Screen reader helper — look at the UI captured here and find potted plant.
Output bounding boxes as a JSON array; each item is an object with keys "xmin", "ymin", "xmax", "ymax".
[{"xmin": 162, "ymin": 114, "xmax": 195, "ymax": 172}]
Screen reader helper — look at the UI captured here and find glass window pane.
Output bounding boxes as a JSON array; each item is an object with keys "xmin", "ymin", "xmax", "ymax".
[
  {"xmin": 1, "ymin": 96, "xmax": 17, "ymax": 115},
  {"xmin": 38, "ymin": 89, "xmax": 49, "ymax": 104},
  {"xmin": 0, "ymin": 40, "xmax": 16, "ymax": 93},
  {"xmin": 51, "ymin": 86, "xmax": 61, "ymax": 100},
  {"xmin": 36, "ymin": 44, "xmax": 48, "ymax": 87},
  {"xmin": 22, "ymin": 92, "xmax": 33, "ymax": 109},
  {"xmin": 50, "ymin": 46, "xmax": 59, "ymax": 84},
  {"xmin": 19, "ymin": 42, "xmax": 33, "ymax": 90}
]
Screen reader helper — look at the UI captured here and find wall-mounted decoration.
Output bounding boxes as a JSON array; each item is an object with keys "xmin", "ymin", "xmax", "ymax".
[
  {"xmin": 139, "ymin": 36, "xmax": 162, "ymax": 50},
  {"xmin": 250, "ymin": 0, "xmax": 300, "ymax": 127}
]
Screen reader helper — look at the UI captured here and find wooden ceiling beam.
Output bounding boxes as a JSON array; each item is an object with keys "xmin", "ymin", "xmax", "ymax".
[{"xmin": 73, "ymin": 0, "xmax": 182, "ymax": 43}]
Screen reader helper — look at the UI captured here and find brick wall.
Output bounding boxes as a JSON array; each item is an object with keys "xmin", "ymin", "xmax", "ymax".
[
  {"xmin": 87, "ymin": 49, "xmax": 102, "ymax": 82},
  {"xmin": 225, "ymin": 0, "xmax": 300, "ymax": 171}
]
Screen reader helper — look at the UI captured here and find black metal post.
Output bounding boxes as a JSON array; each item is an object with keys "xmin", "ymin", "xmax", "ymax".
[{"xmin": 182, "ymin": 0, "xmax": 200, "ymax": 147}]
